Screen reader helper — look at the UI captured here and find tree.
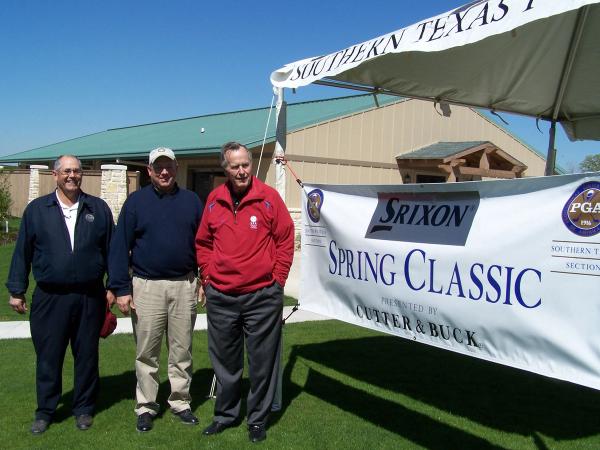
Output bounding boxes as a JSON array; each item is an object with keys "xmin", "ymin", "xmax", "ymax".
[
  {"xmin": 580, "ymin": 154, "xmax": 600, "ymax": 172},
  {"xmin": 0, "ymin": 169, "xmax": 12, "ymax": 222}
]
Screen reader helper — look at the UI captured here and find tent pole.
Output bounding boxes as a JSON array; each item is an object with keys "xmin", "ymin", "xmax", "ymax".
[
  {"xmin": 544, "ymin": 120, "xmax": 557, "ymax": 176},
  {"xmin": 271, "ymin": 86, "xmax": 286, "ymax": 412},
  {"xmin": 271, "ymin": 328, "xmax": 283, "ymax": 412},
  {"xmin": 544, "ymin": 6, "xmax": 588, "ymax": 176},
  {"xmin": 274, "ymin": 87, "xmax": 287, "ymax": 200}
]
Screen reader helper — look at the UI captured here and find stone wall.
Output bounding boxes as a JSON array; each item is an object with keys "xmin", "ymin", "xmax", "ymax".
[
  {"xmin": 100, "ymin": 164, "xmax": 128, "ymax": 221},
  {"xmin": 27, "ymin": 165, "xmax": 48, "ymax": 204},
  {"xmin": 289, "ymin": 207, "xmax": 302, "ymax": 249}
]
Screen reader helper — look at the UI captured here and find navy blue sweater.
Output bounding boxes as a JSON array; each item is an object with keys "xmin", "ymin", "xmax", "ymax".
[
  {"xmin": 108, "ymin": 184, "xmax": 203, "ymax": 296},
  {"xmin": 6, "ymin": 192, "xmax": 114, "ymax": 295}
]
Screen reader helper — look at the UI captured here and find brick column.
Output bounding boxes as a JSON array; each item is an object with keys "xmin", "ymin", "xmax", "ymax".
[
  {"xmin": 288, "ymin": 207, "xmax": 302, "ymax": 250},
  {"xmin": 101, "ymin": 164, "xmax": 128, "ymax": 222},
  {"xmin": 28, "ymin": 165, "xmax": 49, "ymax": 204}
]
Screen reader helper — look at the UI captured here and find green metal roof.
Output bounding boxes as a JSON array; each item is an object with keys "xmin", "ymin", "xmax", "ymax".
[
  {"xmin": 397, "ymin": 141, "xmax": 489, "ymax": 159},
  {"xmin": 0, "ymin": 94, "xmax": 401, "ymax": 164}
]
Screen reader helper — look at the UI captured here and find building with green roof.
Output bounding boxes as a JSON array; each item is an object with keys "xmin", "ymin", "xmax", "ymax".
[
  {"xmin": 0, "ymin": 94, "xmax": 399, "ymax": 165},
  {"xmin": 1, "ymin": 94, "xmax": 546, "ymax": 210}
]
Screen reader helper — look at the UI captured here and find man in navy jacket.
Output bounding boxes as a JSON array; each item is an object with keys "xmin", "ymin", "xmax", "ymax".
[
  {"xmin": 109, "ymin": 147, "xmax": 203, "ymax": 432},
  {"xmin": 7, "ymin": 155, "xmax": 114, "ymax": 434}
]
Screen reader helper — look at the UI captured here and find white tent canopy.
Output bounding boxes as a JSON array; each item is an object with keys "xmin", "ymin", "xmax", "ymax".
[{"xmin": 271, "ymin": 0, "xmax": 600, "ymax": 148}]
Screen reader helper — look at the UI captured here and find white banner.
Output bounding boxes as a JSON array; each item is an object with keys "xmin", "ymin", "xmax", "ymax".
[
  {"xmin": 271, "ymin": 0, "xmax": 597, "ymax": 89},
  {"xmin": 299, "ymin": 174, "xmax": 600, "ymax": 389}
]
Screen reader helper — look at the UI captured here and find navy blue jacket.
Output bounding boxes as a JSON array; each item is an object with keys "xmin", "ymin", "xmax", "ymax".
[
  {"xmin": 108, "ymin": 184, "xmax": 203, "ymax": 297},
  {"xmin": 6, "ymin": 192, "xmax": 114, "ymax": 295}
]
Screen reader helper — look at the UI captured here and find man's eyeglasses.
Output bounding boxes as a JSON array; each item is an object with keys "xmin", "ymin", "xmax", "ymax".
[
  {"xmin": 59, "ymin": 168, "xmax": 83, "ymax": 176},
  {"xmin": 151, "ymin": 164, "xmax": 175, "ymax": 173}
]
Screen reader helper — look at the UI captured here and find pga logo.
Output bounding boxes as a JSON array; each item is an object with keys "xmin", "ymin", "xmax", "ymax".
[{"xmin": 562, "ymin": 182, "xmax": 600, "ymax": 237}]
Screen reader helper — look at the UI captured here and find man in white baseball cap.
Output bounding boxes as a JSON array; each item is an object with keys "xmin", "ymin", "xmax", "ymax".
[{"xmin": 110, "ymin": 147, "xmax": 204, "ymax": 432}]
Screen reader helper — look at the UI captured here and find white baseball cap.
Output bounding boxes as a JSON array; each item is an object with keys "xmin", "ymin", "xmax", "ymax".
[{"xmin": 149, "ymin": 147, "xmax": 176, "ymax": 164}]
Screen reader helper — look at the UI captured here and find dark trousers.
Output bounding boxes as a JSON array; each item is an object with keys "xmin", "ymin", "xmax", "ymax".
[
  {"xmin": 29, "ymin": 284, "xmax": 105, "ymax": 421},
  {"xmin": 206, "ymin": 282, "xmax": 283, "ymax": 427}
]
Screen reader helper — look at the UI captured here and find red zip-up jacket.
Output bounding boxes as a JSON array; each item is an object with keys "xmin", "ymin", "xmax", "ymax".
[{"xmin": 195, "ymin": 176, "xmax": 295, "ymax": 295}]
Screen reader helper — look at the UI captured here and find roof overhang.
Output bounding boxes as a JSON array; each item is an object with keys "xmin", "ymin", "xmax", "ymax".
[{"xmin": 397, "ymin": 141, "xmax": 528, "ymax": 181}]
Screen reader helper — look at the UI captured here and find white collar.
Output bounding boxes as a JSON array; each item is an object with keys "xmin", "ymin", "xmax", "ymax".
[{"xmin": 55, "ymin": 190, "xmax": 80, "ymax": 210}]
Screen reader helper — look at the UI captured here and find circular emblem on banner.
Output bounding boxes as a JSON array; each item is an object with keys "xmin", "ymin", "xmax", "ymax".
[
  {"xmin": 85, "ymin": 213, "xmax": 95, "ymax": 223},
  {"xmin": 561, "ymin": 181, "xmax": 600, "ymax": 237},
  {"xmin": 306, "ymin": 189, "xmax": 324, "ymax": 223}
]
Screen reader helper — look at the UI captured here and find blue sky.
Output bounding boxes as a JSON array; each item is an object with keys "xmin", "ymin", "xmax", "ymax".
[{"xmin": 0, "ymin": 0, "xmax": 597, "ymax": 171}]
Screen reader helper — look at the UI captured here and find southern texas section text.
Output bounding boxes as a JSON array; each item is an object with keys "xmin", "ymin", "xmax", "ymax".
[{"xmin": 328, "ymin": 240, "xmax": 542, "ymax": 309}]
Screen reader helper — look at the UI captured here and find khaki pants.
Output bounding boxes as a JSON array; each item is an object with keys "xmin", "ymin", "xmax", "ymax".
[{"xmin": 132, "ymin": 274, "xmax": 198, "ymax": 416}]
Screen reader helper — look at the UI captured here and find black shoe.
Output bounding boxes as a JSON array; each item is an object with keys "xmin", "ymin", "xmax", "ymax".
[
  {"xmin": 75, "ymin": 414, "xmax": 93, "ymax": 431},
  {"xmin": 202, "ymin": 421, "xmax": 229, "ymax": 435},
  {"xmin": 136, "ymin": 412, "xmax": 154, "ymax": 432},
  {"xmin": 31, "ymin": 419, "xmax": 49, "ymax": 435},
  {"xmin": 175, "ymin": 409, "xmax": 199, "ymax": 425},
  {"xmin": 248, "ymin": 424, "xmax": 266, "ymax": 443}
]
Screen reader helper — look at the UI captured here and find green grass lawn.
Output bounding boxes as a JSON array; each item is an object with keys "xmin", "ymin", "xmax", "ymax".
[{"xmin": 2, "ymin": 321, "xmax": 600, "ymax": 449}]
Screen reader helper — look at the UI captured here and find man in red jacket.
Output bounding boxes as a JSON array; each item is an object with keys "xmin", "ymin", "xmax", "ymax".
[{"xmin": 196, "ymin": 141, "xmax": 294, "ymax": 443}]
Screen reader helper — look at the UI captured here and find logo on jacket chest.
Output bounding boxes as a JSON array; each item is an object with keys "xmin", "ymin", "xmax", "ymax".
[{"xmin": 249, "ymin": 215, "xmax": 258, "ymax": 230}]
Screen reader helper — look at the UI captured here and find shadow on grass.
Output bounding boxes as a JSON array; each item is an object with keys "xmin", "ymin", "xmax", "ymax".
[
  {"xmin": 274, "ymin": 335, "xmax": 600, "ymax": 444},
  {"xmin": 303, "ymin": 368, "xmax": 503, "ymax": 450},
  {"xmin": 53, "ymin": 367, "xmax": 215, "ymax": 421},
  {"xmin": 53, "ymin": 371, "xmax": 137, "ymax": 422}
]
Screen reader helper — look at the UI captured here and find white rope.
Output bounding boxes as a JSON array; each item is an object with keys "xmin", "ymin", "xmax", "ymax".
[{"xmin": 256, "ymin": 94, "xmax": 276, "ymax": 176}]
